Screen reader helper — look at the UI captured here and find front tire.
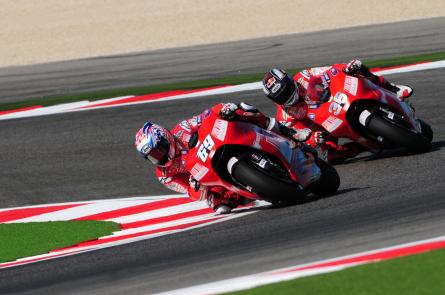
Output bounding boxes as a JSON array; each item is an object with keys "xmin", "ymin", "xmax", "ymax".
[
  {"xmin": 311, "ymin": 159, "xmax": 340, "ymax": 196},
  {"xmin": 418, "ymin": 119, "xmax": 433, "ymax": 142},
  {"xmin": 366, "ymin": 113, "xmax": 431, "ymax": 152},
  {"xmin": 230, "ymin": 157, "xmax": 305, "ymax": 203}
]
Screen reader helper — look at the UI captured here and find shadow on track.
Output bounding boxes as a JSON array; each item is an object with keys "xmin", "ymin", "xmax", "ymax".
[
  {"xmin": 341, "ymin": 140, "xmax": 445, "ymax": 164},
  {"xmin": 233, "ymin": 187, "xmax": 369, "ymax": 214},
  {"xmin": 430, "ymin": 140, "xmax": 445, "ymax": 151}
]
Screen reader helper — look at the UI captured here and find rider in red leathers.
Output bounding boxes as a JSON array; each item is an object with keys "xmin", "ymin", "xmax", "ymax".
[
  {"xmin": 135, "ymin": 102, "xmax": 311, "ymax": 214},
  {"xmin": 262, "ymin": 60, "xmax": 414, "ymax": 163}
]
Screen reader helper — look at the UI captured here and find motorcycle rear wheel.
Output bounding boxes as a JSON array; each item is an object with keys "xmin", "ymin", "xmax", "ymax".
[
  {"xmin": 230, "ymin": 157, "xmax": 305, "ymax": 204},
  {"xmin": 366, "ymin": 113, "xmax": 431, "ymax": 152}
]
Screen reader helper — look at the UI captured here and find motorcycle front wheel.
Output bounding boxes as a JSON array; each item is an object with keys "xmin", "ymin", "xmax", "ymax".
[
  {"xmin": 310, "ymin": 159, "xmax": 340, "ymax": 197},
  {"xmin": 230, "ymin": 156, "xmax": 305, "ymax": 204},
  {"xmin": 366, "ymin": 112, "xmax": 431, "ymax": 152}
]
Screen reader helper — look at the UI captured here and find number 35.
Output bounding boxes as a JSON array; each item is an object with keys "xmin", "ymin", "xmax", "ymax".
[{"xmin": 329, "ymin": 92, "xmax": 348, "ymax": 115}]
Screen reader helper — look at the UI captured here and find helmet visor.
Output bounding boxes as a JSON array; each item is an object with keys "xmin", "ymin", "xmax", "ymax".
[
  {"xmin": 146, "ymin": 139, "xmax": 170, "ymax": 165},
  {"xmin": 283, "ymin": 90, "xmax": 299, "ymax": 108},
  {"xmin": 272, "ymin": 79, "xmax": 297, "ymax": 106}
]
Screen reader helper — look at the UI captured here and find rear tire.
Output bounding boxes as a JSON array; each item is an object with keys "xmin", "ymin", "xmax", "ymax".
[
  {"xmin": 311, "ymin": 160, "xmax": 340, "ymax": 196},
  {"xmin": 230, "ymin": 158, "xmax": 305, "ymax": 203},
  {"xmin": 367, "ymin": 113, "xmax": 431, "ymax": 152}
]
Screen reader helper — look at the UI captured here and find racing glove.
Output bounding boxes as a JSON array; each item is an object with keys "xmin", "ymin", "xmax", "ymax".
[
  {"xmin": 313, "ymin": 131, "xmax": 327, "ymax": 145},
  {"xmin": 344, "ymin": 59, "xmax": 363, "ymax": 75},
  {"xmin": 344, "ymin": 59, "xmax": 374, "ymax": 78},
  {"xmin": 220, "ymin": 103, "xmax": 239, "ymax": 120},
  {"xmin": 279, "ymin": 124, "xmax": 312, "ymax": 142}
]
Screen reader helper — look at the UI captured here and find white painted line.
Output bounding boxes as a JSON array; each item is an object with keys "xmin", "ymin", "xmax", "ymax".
[
  {"xmin": 76, "ymin": 95, "xmax": 134, "ymax": 106},
  {"xmin": 8, "ymin": 199, "xmax": 152, "ymax": 223},
  {"xmin": 376, "ymin": 60, "xmax": 445, "ymax": 75},
  {"xmin": 67, "ymin": 83, "xmax": 261, "ymax": 112},
  {"xmin": 73, "ymin": 60, "xmax": 441, "ymax": 112},
  {"xmin": 109, "ymin": 213, "xmax": 220, "ymax": 237},
  {"xmin": 0, "ymin": 194, "xmax": 182, "ymax": 213},
  {"xmin": 156, "ymin": 234, "xmax": 445, "ymax": 295},
  {"xmin": 0, "ymin": 101, "xmax": 90, "ymax": 120},
  {"xmin": 109, "ymin": 200, "xmax": 209, "ymax": 223},
  {"xmin": 1, "ymin": 60, "xmax": 444, "ymax": 121},
  {"xmin": 0, "ymin": 196, "xmax": 270, "ymax": 269},
  {"xmin": 0, "ymin": 208, "xmax": 262, "ymax": 269}
]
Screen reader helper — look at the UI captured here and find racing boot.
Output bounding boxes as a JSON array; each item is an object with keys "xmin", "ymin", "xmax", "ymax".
[
  {"xmin": 215, "ymin": 198, "xmax": 259, "ymax": 214},
  {"xmin": 215, "ymin": 204, "xmax": 233, "ymax": 215},
  {"xmin": 381, "ymin": 81, "xmax": 413, "ymax": 101},
  {"xmin": 208, "ymin": 191, "xmax": 250, "ymax": 214},
  {"xmin": 394, "ymin": 84, "xmax": 413, "ymax": 101}
]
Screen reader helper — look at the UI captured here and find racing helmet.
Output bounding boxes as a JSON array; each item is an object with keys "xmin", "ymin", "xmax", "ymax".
[
  {"xmin": 134, "ymin": 122, "xmax": 176, "ymax": 167},
  {"xmin": 262, "ymin": 68, "xmax": 300, "ymax": 108}
]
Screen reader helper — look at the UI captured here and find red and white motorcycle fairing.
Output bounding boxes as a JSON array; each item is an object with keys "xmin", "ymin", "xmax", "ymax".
[
  {"xmin": 184, "ymin": 106, "xmax": 328, "ymax": 203},
  {"xmin": 305, "ymin": 64, "xmax": 431, "ymax": 151}
]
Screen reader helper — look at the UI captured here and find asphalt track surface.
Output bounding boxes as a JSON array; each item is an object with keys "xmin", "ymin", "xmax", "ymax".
[
  {"xmin": 1, "ymin": 17, "xmax": 445, "ymax": 104},
  {"xmin": 1, "ymin": 19, "xmax": 445, "ymax": 295}
]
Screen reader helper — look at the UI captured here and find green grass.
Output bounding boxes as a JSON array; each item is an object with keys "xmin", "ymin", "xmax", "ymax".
[
  {"xmin": 227, "ymin": 248, "xmax": 445, "ymax": 295},
  {"xmin": 0, "ymin": 221, "xmax": 120, "ymax": 263},
  {"xmin": 1, "ymin": 51, "xmax": 445, "ymax": 112}
]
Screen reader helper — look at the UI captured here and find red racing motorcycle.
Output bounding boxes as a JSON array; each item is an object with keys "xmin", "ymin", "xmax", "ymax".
[
  {"xmin": 184, "ymin": 107, "xmax": 340, "ymax": 204},
  {"xmin": 307, "ymin": 65, "xmax": 433, "ymax": 152}
]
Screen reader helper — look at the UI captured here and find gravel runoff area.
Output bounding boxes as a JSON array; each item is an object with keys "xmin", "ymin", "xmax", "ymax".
[{"xmin": 1, "ymin": 0, "xmax": 445, "ymax": 68}]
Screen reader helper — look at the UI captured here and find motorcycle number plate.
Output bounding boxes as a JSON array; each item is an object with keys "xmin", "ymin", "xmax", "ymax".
[
  {"xmin": 197, "ymin": 135, "xmax": 215, "ymax": 162},
  {"xmin": 329, "ymin": 92, "xmax": 348, "ymax": 115}
]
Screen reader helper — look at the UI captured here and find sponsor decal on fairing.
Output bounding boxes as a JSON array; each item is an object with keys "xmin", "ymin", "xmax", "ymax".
[
  {"xmin": 211, "ymin": 119, "xmax": 228, "ymax": 141},
  {"xmin": 190, "ymin": 162, "xmax": 210, "ymax": 181},
  {"xmin": 322, "ymin": 115, "xmax": 343, "ymax": 133},
  {"xmin": 344, "ymin": 76, "xmax": 358, "ymax": 96}
]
